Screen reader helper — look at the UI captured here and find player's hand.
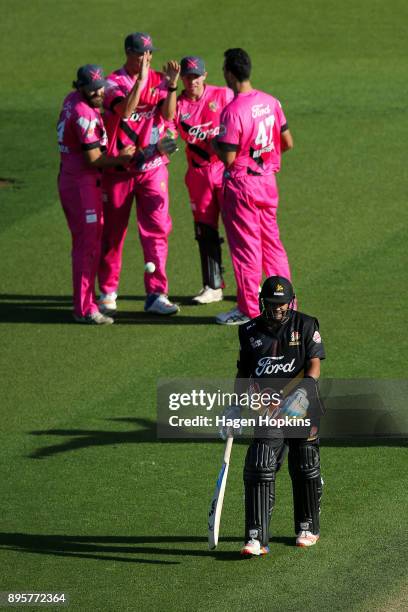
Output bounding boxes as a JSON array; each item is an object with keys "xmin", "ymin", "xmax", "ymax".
[
  {"xmin": 157, "ymin": 136, "xmax": 178, "ymax": 156},
  {"xmin": 219, "ymin": 405, "xmax": 242, "ymax": 440},
  {"xmin": 280, "ymin": 388, "xmax": 309, "ymax": 419},
  {"xmin": 164, "ymin": 60, "xmax": 180, "ymax": 88},
  {"xmin": 117, "ymin": 145, "xmax": 136, "ymax": 164},
  {"xmin": 139, "ymin": 52, "xmax": 150, "ymax": 84}
]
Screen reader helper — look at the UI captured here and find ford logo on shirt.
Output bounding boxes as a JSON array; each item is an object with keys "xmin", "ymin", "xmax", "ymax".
[{"xmin": 255, "ymin": 356, "xmax": 296, "ymax": 376}]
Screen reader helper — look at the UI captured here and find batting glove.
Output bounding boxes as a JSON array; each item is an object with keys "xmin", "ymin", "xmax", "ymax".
[
  {"xmin": 219, "ymin": 405, "xmax": 242, "ymax": 440},
  {"xmin": 280, "ymin": 388, "xmax": 309, "ymax": 419}
]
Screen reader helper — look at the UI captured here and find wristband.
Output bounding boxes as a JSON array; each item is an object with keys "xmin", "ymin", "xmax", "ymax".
[{"xmin": 167, "ymin": 86, "xmax": 177, "ymax": 92}]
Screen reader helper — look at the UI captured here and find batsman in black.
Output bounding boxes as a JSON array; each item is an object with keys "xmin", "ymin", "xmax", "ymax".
[{"xmin": 237, "ymin": 276, "xmax": 325, "ymax": 555}]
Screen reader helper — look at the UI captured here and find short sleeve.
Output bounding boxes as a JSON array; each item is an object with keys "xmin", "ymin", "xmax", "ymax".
[
  {"xmin": 74, "ymin": 109, "xmax": 101, "ymax": 149},
  {"xmin": 275, "ymin": 99, "xmax": 288, "ymax": 132},
  {"xmin": 217, "ymin": 106, "xmax": 241, "ymax": 145},
  {"xmin": 305, "ymin": 318, "xmax": 326, "ymax": 361},
  {"xmin": 103, "ymin": 79, "xmax": 127, "ymax": 112}
]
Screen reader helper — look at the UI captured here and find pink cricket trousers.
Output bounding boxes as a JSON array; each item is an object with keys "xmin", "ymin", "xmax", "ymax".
[
  {"xmin": 222, "ymin": 173, "xmax": 292, "ymax": 318},
  {"xmin": 98, "ymin": 164, "xmax": 172, "ymax": 295},
  {"xmin": 184, "ymin": 161, "xmax": 224, "ymax": 228},
  {"xmin": 58, "ymin": 172, "xmax": 103, "ymax": 317}
]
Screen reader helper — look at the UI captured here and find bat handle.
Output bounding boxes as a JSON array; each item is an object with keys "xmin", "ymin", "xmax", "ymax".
[{"xmin": 223, "ymin": 436, "xmax": 234, "ymax": 462}]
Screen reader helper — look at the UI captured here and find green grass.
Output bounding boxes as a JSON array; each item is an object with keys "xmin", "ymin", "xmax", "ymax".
[{"xmin": 1, "ymin": 1, "xmax": 407, "ymax": 610}]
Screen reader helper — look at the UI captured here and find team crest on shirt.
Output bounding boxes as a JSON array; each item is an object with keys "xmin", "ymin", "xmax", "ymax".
[
  {"xmin": 249, "ymin": 336, "xmax": 262, "ymax": 349},
  {"xmin": 209, "ymin": 101, "xmax": 218, "ymax": 112},
  {"xmin": 289, "ymin": 331, "xmax": 301, "ymax": 346},
  {"xmin": 313, "ymin": 331, "xmax": 322, "ymax": 344},
  {"xmin": 181, "ymin": 112, "xmax": 191, "ymax": 120}
]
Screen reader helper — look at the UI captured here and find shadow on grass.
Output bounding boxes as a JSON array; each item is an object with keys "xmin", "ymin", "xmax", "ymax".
[
  {"xmin": 28, "ymin": 417, "xmax": 407, "ymax": 459},
  {"xmin": 0, "ymin": 294, "xmax": 232, "ymax": 325},
  {"xmin": 28, "ymin": 417, "xmax": 232, "ymax": 459},
  {"xmin": 0, "ymin": 533, "xmax": 294, "ymax": 563},
  {"xmin": 0, "ymin": 293, "xmax": 236, "ymax": 304}
]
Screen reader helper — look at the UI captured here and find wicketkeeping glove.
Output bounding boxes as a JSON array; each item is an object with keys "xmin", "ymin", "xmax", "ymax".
[
  {"xmin": 157, "ymin": 136, "xmax": 178, "ymax": 156},
  {"xmin": 219, "ymin": 405, "xmax": 242, "ymax": 440}
]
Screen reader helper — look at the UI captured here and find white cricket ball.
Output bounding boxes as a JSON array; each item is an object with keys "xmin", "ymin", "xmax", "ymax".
[{"xmin": 144, "ymin": 262, "xmax": 156, "ymax": 274}]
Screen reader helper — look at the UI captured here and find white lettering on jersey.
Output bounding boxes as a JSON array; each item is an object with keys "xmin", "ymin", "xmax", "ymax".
[
  {"xmin": 187, "ymin": 121, "xmax": 220, "ymax": 142},
  {"xmin": 128, "ymin": 106, "xmax": 156, "ymax": 122},
  {"xmin": 255, "ymin": 356, "xmax": 296, "ymax": 376},
  {"xmin": 251, "ymin": 104, "xmax": 271, "ymax": 118}
]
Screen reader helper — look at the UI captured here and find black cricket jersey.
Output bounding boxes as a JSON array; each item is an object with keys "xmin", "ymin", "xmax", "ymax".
[{"xmin": 237, "ymin": 310, "xmax": 326, "ymax": 380}]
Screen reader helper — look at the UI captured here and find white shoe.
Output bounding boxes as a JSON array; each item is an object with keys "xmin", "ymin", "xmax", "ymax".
[
  {"xmin": 296, "ymin": 530, "xmax": 320, "ymax": 547},
  {"xmin": 144, "ymin": 293, "xmax": 180, "ymax": 315},
  {"xmin": 73, "ymin": 311, "xmax": 114, "ymax": 325},
  {"xmin": 240, "ymin": 538, "xmax": 269, "ymax": 556},
  {"xmin": 98, "ymin": 292, "xmax": 117, "ymax": 315},
  {"xmin": 215, "ymin": 307, "xmax": 250, "ymax": 326},
  {"xmin": 192, "ymin": 286, "xmax": 223, "ymax": 305}
]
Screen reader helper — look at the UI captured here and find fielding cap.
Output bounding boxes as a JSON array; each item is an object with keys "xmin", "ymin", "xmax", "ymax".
[
  {"xmin": 75, "ymin": 64, "xmax": 107, "ymax": 91},
  {"xmin": 125, "ymin": 32, "xmax": 157, "ymax": 53},
  {"xmin": 260, "ymin": 276, "xmax": 294, "ymax": 304},
  {"xmin": 180, "ymin": 56, "xmax": 206, "ymax": 76}
]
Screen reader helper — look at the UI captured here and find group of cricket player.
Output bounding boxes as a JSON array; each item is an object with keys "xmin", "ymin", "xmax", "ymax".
[{"xmin": 57, "ymin": 32, "xmax": 326, "ymax": 556}]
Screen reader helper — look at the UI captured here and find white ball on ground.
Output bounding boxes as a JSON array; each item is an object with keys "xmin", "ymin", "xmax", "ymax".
[{"xmin": 144, "ymin": 262, "xmax": 156, "ymax": 274}]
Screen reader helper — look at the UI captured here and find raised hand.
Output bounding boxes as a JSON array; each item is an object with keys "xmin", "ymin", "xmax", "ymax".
[
  {"xmin": 163, "ymin": 60, "xmax": 180, "ymax": 88},
  {"xmin": 139, "ymin": 52, "xmax": 150, "ymax": 83}
]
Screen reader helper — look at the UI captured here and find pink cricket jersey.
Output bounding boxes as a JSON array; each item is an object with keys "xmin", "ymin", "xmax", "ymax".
[
  {"xmin": 175, "ymin": 85, "xmax": 234, "ymax": 167},
  {"xmin": 57, "ymin": 91, "xmax": 107, "ymax": 175},
  {"xmin": 217, "ymin": 89, "xmax": 288, "ymax": 178},
  {"xmin": 103, "ymin": 67, "xmax": 169, "ymax": 173}
]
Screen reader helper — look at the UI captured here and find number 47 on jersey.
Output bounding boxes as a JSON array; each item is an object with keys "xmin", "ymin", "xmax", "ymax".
[{"xmin": 255, "ymin": 115, "xmax": 275, "ymax": 149}]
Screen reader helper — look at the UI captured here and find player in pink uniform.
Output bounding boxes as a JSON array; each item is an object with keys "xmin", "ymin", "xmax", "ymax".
[
  {"xmin": 214, "ymin": 48, "xmax": 294, "ymax": 325},
  {"xmin": 175, "ymin": 56, "xmax": 233, "ymax": 304},
  {"xmin": 97, "ymin": 32, "xmax": 181, "ymax": 316},
  {"xmin": 57, "ymin": 65, "xmax": 135, "ymax": 324}
]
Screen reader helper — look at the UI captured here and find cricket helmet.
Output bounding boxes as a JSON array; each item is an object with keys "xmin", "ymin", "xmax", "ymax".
[{"xmin": 259, "ymin": 276, "xmax": 295, "ymax": 323}]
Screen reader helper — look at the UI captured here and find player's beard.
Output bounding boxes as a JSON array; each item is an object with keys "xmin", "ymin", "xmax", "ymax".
[{"xmin": 86, "ymin": 92, "xmax": 104, "ymax": 108}]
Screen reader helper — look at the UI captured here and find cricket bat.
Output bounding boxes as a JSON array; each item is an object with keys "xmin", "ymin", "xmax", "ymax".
[{"xmin": 207, "ymin": 435, "xmax": 233, "ymax": 550}]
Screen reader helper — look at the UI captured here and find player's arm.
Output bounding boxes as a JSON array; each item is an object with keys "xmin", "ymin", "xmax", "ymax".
[
  {"xmin": 305, "ymin": 357, "xmax": 321, "ymax": 380},
  {"xmin": 83, "ymin": 145, "xmax": 136, "ymax": 168},
  {"xmin": 160, "ymin": 61, "xmax": 180, "ymax": 121},
  {"xmin": 280, "ymin": 126, "xmax": 293, "ymax": 152},
  {"xmin": 112, "ymin": 54, "xmax": 149, "ymax": 119},
  {"xmin": 212, "ymin": 140, "xmax": 238, "ymax": 166}
]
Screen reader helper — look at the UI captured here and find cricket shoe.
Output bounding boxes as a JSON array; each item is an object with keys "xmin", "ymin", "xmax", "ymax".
[
  {"xmin": 240, "ymin": 539, "xmax": 269, "ymax": 557},
  {"xmin": 296, "ymin": 531, "xmax": 320, "ymax": 547},
  {"xmin": 73, "ymin": 311, "xmax": 114, "ymax": 325},
  {"xmin": 215, "ymin": 307, "xmax": 250, "ymax": 326},
  {"xmin": 98, "ymin": 292, "xmax": 117, "ymax": 315},
  {"xmin": 192, "ymin": 286, "xmax": 223, "ymax": 305},
  {"xmin": 144, "ymin": 293, "xmax": 180, "ymax": 315}
]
